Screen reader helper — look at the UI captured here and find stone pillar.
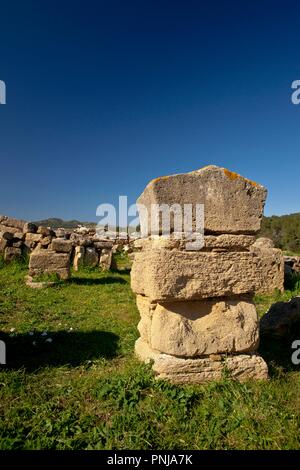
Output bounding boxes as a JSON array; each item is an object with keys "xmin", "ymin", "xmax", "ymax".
[{"xmin": 131, "ymin": 165, "xmax": 283, "ymax": 383}]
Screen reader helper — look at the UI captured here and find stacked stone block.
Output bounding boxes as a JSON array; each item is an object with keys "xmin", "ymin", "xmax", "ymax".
[{"xmin": 131, "ymin": 165, "xmax": 284, "ymax": 383}]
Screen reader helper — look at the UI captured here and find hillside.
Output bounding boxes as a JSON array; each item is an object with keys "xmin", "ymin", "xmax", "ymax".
[
  {"xmin": 260, "ymin": 213, "xmax": 300, "ymax": 253},
  {"xmin": 33, "ymin": 218, "xmax": 96, "ymax": 229}
]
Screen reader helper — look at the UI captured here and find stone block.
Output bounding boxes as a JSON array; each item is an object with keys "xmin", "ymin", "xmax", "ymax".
[
  {"xmin": 137, "ymin": 165, "xmax": 267, "ymax": 235},
  {"xmin": 136, "ymin": 295, "xmax": 259, "ymax": 356},
  {"xmin": 135, "ymin": 338, "xmax": 268, "ymax": 383}
]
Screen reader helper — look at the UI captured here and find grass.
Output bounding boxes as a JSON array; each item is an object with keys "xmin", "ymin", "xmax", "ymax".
[{"xmin": 0, "ymin": 257, "xmax": 300, "ymax": 450}]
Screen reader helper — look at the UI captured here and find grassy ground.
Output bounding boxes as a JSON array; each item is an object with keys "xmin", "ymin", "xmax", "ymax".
[{"xmin": 0, "ymin": 255, "xmax": 300, "ymax": 450}]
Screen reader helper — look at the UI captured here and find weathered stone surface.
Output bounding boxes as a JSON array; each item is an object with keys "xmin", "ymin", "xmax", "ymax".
[
  {"xmin": 134, "ymin": 234, "xmax": 256, "ymax": 252},
  {"xmin": 4, "ymin": 247, "xmax": 22, "ymax": 262},
  {"xmin": 260, "ymin": 297, "xmax": 300, "ymax": 337},
  {"xmin": 55, "ymin": 228, "xmax": 67, "ymax": 238},
  {"xmin": 29, "ymin": 250, "xmax": 70, "ymax": 279},
  {"xmin": 99, "ymin": 248, "xmax": 112, "ymax": 271},
  {"xmin": 94, "ymin": 240, "xmax": 114, "ymax": 250},
  {"xmin": 37, "ymin": 226, "xmax": 55, "ymax": 237},
  {"xmin": 136, "ymin": 296, "xmax": 259, "ymax": 356},
  {"xmin": 51, "ymin": 238, "xmax": 73, "ymax": 253},
  {"xmin": 73, "ymin": 246, "xmax": 85, "ymax": 271},
  {"xmin": 84, "ymin": 247, "xmax": 98, "ymax": 267},
  {"xmin": 39, "ymin": 236, "xmax": 53, "ymax": 247},
  {"xmin": 0, "ymin": 224, "xmax": 21, "ymax": 235},
  {"xmin": 135, "ymin": 338, "xmax": 268, "ymax": 383},
  {"xmin": 25, "ymin": 233, "xmax": 42, "ymax": 243},
  {"xmin": 251, "ymin": 237, "xmax": 274, "ymax": 251},
  {"xmin": 23, "ymin": 222, "xmax": 38, "ymax": 234},
  {"xmin": 131, "ymin": 249, "xmax": 283, "ymax": 301},
  {"xmin": 0, "ymin": 216, "xmax": 26, "ymax": 231},
  {"xmin": 0, "ymin": 238, "xmax": 8, "ymax": 253},
  {"xmin": 24, "ymin": 233, "xmax": 42, "ymax": 250},
  {"xmin": 13, "ymin": 232, "xmax": 24, "ymax": 240},
  {"xmin": 137, "ymin": 165, "xmax": 267, "ymax": 235}
]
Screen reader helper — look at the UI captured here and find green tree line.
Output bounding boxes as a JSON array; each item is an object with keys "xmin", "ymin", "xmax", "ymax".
[{"xmin": 260, "ymin": 213, "xmax": 300, "ymax": 253}]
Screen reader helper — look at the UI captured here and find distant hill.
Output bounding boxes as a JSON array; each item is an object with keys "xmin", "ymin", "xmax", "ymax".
[
  {"xmin": 33, "ymin": 218, "xmax": 96, "ymax": 229},
  {"xmin": 260, "ymin": 213, "xmax": 300, "ymax": 253}
]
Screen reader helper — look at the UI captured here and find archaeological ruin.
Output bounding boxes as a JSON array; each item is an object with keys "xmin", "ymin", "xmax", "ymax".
[
  {"xmin": 131, "ymin": 165, "xmax": 284, "ymax": 383},
  {"xmin": 0, "ymin": 214, "xmax": 131, "ymax": 285}
]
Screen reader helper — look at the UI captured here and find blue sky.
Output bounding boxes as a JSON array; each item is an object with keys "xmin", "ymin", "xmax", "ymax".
[{"xmin": 0, "ymin": 0, "xmax": 300, "ymax": 222}]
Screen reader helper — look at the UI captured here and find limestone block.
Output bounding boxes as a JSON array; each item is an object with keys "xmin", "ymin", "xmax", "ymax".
[
  {"xmin": 73, "ymin": 246, "xmax": 85, "ymax": 271},
  {"xmin": 84, "ymin": 247, "xmax": 98, "ymax": 267},
  {"xmin": 0, "ymin": 216, "xmax": 26, "ymax": 231},
  {"xmin": 137, "ymin": 165, "xmax": 267, "ymax": 235},
  {"xmin": 99, "ymin": 248, "xmax": 112, "ymax": 271},
  {"xmin": 0, "ymin": 225, "xmax": 21, "ymax": 235},
  {"xmin": 0, "ymin": 238, "xmax": 8, "ymax": 253},
  {"xmin": 135, "ymin": 338, "xmax": 268, "ymax": 383},
  {"xmin": 4, "ymin": 247, "xmax": 22, "ymax": 262},
  {"xmin": 134, "ymin": 234, "xmax": 256, "ymax": 252},
  {"xmin": 136, "ymin": 296, "xmax": 259, "ymax": 356},
  {"xmin": 29, "ymin": 250, "xmax": 70, "ymax": 279},
  {"xmin": 51, "ymin": 238, "xmax": 73, "ymax": 253},
  {"xmin": 131, "ymin": 249, "xmax": 283, "ymax": 301}
]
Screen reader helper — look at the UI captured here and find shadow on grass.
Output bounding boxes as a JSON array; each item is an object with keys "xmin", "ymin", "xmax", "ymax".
[
  {"xmin": 259, "ymin": 324, "xmax": 300, "ymax": 376},
  {"xmin": 111, "ymin": 268, "xmax": 131, "ymax": 275},
  {"xmin": 0, "ymin": 330, "xmax": 119, "ymax": 371},
  {"xmin": 70, "ymin": 276, "xmax": 127, "ymax": 286}
]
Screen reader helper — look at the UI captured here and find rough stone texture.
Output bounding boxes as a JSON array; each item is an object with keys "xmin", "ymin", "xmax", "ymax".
[
  {"xmin": 94, "ymin": 240, "xmax": 114, "ymax": 250},
  {"xmin": 29, "ymin": 250, "xmax": 70, "ymax": 279},
  {"xmin": 134, "ymin": 234, "xmax": 256, "ymax": 252},
  {"xmin": 51, "ymin": 238, "xmax": 73, "ymax": 253},
  {"xmin": 73, "ymin": 246, "xmax": 85, "ymax": 271},
  {"xmin": 0, "ymin": 225, "xmax": 21, "ymax": 235},
  {"xmin": 84, "ymin": 247, "xmax": 98, "ymax": 267},
  {"xmin": 13, "ymin": 232, "xmax": 24, "ymax": 240},
  {"xmin": 0, "ymin": 238, "xmax": 8, "ymax": 253},
  {"xmin": 260, "ymin": 297, "xmax": 300, "ymax": 338},
  {"xmin": 40, "ymin": 236, "xmax": 53, "ymax": 247},
  {"xmin": 136, "ymin": 295, "xmax": 259, "ymax": 356},
  {"xmin": 137, "ymin": 165, "xmax": 267, "ymax": 235},
  {"xmin": 4, "ymin": 247, "xmax": 22, "ymax": 262},
  {"xmin": 131, "ymin": 249, "xmax": 284, "ymax": 301},
  {"xmin": 99, "ymin": 248, "xmax": 112, "ymax": 271},
  {"xmin": 0, "ymin": 215, "xmax": 26, "ymax": 231},
  {"xmin": 37, "ymin": 226, "xmax": 55, "ymax": 237},
  {"xmin": 135, "ymin": 338, "xmax": 268, "ymax": 383},
  {"xmin": 251, "ymin": 237, "xmax": 274, "ymax": 251}
]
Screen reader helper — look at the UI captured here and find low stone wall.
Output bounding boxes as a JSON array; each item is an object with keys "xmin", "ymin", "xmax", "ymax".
[{"xmin": 0, "ymin": 214, "xmax": 133, "ymax": 281}]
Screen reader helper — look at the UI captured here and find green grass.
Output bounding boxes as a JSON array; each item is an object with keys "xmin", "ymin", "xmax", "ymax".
[{"xmin": 0, "ymin": 258, "xmax": 300, "ymax": 450}]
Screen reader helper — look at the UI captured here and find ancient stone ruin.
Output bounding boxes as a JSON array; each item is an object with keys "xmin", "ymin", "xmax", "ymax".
[
  {"xmin": 0, "ymin": 215, "xmax": 132, "ymax": 284},
  {"xmin": 131, "ymin": 165, "xmax": 284, "ymax": 383}
]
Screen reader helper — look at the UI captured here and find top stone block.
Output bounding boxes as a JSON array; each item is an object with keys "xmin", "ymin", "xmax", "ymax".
[{"xmin": 137, "ymin": 165, "xmax": 267, "ymax": 235}]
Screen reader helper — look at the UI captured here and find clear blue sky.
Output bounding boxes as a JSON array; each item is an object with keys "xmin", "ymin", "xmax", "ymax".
[{"xmin": 0, "ymin": 0, "xmax": 300, "ymax": 222}]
